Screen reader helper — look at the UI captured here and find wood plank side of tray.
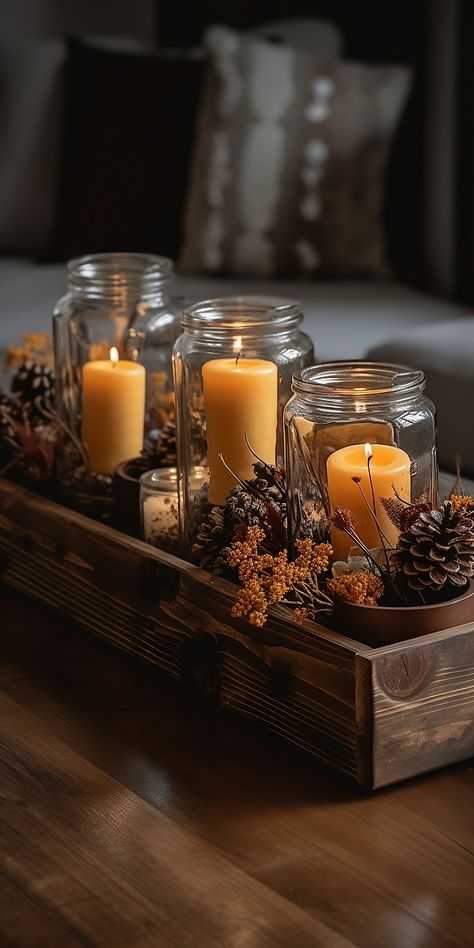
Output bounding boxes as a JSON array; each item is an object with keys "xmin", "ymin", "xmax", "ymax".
[
  {"xmin": 356, "ymin": 626, "xmax": 474, "ymax": 788},
  {"xmin": 0, "ymin": 480, "xmax": 366, "ymax": 783}
]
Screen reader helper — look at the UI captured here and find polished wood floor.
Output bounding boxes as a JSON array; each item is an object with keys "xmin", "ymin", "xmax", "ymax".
[{"xmin": 0, "ymin": 586, "xmax": 473, "ymax": 947}]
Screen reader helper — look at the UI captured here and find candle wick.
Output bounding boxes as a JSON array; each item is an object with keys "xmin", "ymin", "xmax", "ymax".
[{"xmin": 235, "ymin": 352, "xmax": 241, "ymax": 366}]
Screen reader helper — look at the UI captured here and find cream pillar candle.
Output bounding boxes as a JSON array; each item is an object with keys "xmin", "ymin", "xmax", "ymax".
[
  {"xmin": 202, "ymin": 355, "xmax": 278, "ymax": 506},
  {"xmin": 326, "ymin": 442, "xmax": 411, "ymax": 561},
  {"xmin": 82, "ymin": 347, "xmax": 145, "ymax": 475}
]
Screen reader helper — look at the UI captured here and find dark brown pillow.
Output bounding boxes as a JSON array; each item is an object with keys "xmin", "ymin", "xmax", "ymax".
[
  {"xmin": 45, "ymin": 38, "xmax": 204, "ymax": 262},
  {"xmin": 179, "ymin": 26, "xmax": 412, "ymax": 279}
]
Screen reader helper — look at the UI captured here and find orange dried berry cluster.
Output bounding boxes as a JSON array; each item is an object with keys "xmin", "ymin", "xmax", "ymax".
[
  {"xmin": 449, "ymin": 494, "xmax": 474, "ymax": 515},
  {"xmin": 327, "ymin": 572, "xmax": 384, "ymax": 607},
  {"xmin": 227, "ymin": 526, "xmax": 332, "ymax": 627}
]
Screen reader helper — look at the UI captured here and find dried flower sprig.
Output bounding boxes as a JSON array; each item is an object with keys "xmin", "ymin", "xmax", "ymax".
[
  {"xmin": 227, "ymin": 525, "xmax": 332, "ymax": 626},
  {"xmin": 328, "ymin": 572, "xmax": 384, "ymax": 606},
  {"xmin": 449, "ymin": 495, "xmax": 474, "ymax": 515},
  {"xmin": 380, "ymin": 496, "xmax": 429, "ymax": 531},
  {"xmin": 4, "ymin": 332, "xmax": 53, "ymax": 372}
]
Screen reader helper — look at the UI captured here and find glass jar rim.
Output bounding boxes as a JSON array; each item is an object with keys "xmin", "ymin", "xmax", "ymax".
[
  {"xmin": 140, "ymin": 467, "xmax": 178, "ymax": 493},
  {"xmin": 140, "ymin": 465, "xmax": 207, "ymax": 493},
  {"xmin": 68, "ymin": 252, "xmax": 174, "ymax": 300},
  {"xmin": 292, "ymin": 361, "xmax": 426, "ymax": 400},
  {"xmin": 181, "ymin": 296, "xmax": 303, "ymax": 332}
]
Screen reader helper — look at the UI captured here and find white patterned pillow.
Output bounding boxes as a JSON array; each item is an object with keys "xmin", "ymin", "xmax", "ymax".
[{"xmin": 179, "ymin": 26, "xmax": 412, "ymax": 278}]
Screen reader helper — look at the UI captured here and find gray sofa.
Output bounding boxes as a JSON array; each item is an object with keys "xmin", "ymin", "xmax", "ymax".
[
  {"xmin": 1, "ymin": 5, "xmax": 473, "ymax": 473},
  {"xmin": 1, "ymin": 258, "xmax": 472, "ymax": 471}
]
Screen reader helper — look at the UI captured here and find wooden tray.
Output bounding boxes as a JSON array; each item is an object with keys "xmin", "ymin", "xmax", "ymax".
[{"xmin": 0, "ymin": 477, "xmax": 473, "ymax": 789}]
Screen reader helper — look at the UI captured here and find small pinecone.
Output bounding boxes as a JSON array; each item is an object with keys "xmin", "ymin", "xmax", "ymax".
[
  {"xmin": 0, "ymin": 391, "xmax": 15, "ymax": 433},
  {"xmin": 392, "ymin": 500, "xmax": 474, "ymax": 594},
  {"xmin": 251, "ymin": 460, "xmax": 287, "ymax": 515},
  {"xmin": 11, "ymin": 360, "xmax": 55, "ymax": 416},
  {"xmin": 0, "ymin": 391, "xmax": 21, "ymax": 454},
  {"xmin": 156, "ymin": 419, "xmax": 177, "ymax": 467},
  {"xmin": 191, "ymin": 472, "xmax": 287, "ymax": 573},
  {"xmin": 191, "ymin": 505, "xmax": 226, "ymax": 571}
]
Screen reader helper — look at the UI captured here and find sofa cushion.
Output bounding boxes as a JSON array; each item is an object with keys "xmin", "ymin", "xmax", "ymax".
[
  {"xmin": 0, "ymin": 261, "xmax": 470, "ymax": 469},
  {"xmin": 45, "ymin": 38, "xmax": 205, "ymax": 262},
  {"xmin": 179, "ymin": 25, "xmax": 412, "ymax": 278},
  {"xmin": 0, "ymin": 258, "xmax": 467, "ymax": 363},
  {"xmin": 0, "ymin": 38, "xmax": 65, "ymax": 253},
  {"xmin": 367, "ymin": 319, "xmax": 474, "ymax": 473}
]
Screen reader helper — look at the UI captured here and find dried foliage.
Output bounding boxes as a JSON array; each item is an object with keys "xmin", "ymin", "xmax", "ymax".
[
  {"xmin": 227, "ymin": 525, "xmax": 332, "ymax": 627},
  {"xmin": 328, "ymin": 572, "xmax": 384, "ymax": 607},
  {"xmin": 4, "ymin": 332, "xmax": 53, "ymax": 372},
  {"xmin": 380, "ymin": 496, "xmax": 429, "ymax": 532}
]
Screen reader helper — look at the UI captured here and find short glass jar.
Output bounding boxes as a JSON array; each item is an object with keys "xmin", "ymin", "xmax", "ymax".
[
  {"xmin": 53, "ymin": 253, "xmax": 181, "ymax": 508},
  {"xmin": 172, "ymin": 296, "xmax": 314, "ymax": 549},
  {"xmin": 284, "ymin": 361, "xmax": 438, "ymax": 549},
  {"xmin": 140, "ymin": 468, "xmax": 179, "ymax": 553}
]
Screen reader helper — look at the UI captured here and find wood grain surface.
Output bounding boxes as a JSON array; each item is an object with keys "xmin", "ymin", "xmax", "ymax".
[
  {"xmin": 0, "ymin": 588, "xmax": 473, "ymax": 947},
  {"xmin": 2, "ymin": 478, "xmax": 473, "ymax": 791}
]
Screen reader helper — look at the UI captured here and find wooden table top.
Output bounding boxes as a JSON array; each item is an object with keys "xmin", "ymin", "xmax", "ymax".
[{"xmin": 1, "ymin": 587, "xmax": 473, "ymax": 948}]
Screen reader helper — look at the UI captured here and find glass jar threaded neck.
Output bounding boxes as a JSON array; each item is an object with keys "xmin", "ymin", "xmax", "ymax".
[
  {"xmin": 291, "ymin": 362, "xmax": 426, "ymax": 411},
  {"xmin": 181, "ymin": 296, "xmax": 303, "ymax": 338},
  {"xmin": 67, "ymin": 253, "xmax": 173, "ymax": 303}
]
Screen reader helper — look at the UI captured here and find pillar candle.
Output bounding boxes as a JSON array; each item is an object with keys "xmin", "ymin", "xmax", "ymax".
[
  {"xmin": 82, "ymin": 348, "xmax": 145, "ymax": 475},
  {"xmin": 202, "ymin": 356, "xmax": 278, "ymax": 506},
  {"xmin": 326, "ymin": 442, "xmax": 411, "ymax": 561}
]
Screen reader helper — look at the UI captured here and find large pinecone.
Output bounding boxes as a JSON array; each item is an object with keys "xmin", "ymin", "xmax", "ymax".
[
  {"xmin": 392, "ymin": 500, "xmax": 474, "ymax": 594},
  {"xmin": 11, "ymin": 360, "xmax": 55, "ymax": 416}
]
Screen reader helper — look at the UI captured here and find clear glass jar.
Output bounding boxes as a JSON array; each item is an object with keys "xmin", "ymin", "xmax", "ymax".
[
  {"xmin": 172, "ymin": 296, "xmax": 314, "ymax": 549},
  {"xmin": 53, "ymin": 253, "xmax": 181, "ymax": 508},
  {"xmin": 284, "ymin": 361, "xmax": 438, "ymax": 552},
  {"xmin": 140, "ymin": 467, "xmax": 179, "ymax": 553}
]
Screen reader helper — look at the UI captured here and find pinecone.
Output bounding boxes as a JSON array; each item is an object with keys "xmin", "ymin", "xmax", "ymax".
[
  {"xmin": 192, "ymin": 505, "xmax": 226, "ymax": 572},
  {"xmin": 392, "ymin": 500, "xmax": 474, "ymax": 595},
  {"xmin": 191, "ymin": 471, "xmax": 288, "ymax": 573},
  {"xmin": 156, "ymin": 419, "xmax": 177, "ymax": 467},
  {"xmin": 0, "ymin": 392, "xmax": 22, "ymax": 464},
  {"xmin": 11, "ymin": 360, "xmax": 55, "ymax": 416}
]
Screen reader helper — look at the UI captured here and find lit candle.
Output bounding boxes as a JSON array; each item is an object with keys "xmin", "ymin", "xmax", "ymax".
[
  {"xmin": 82, "ymin": 347, "xmax": 146, "ymax": 474},
  {"xmin": 326, "ymin": 442, "xmax": 411, "ymax": 560},
  {"xmin": 202, "ymin": 339, "xmax": 278, "ymax": 505}
]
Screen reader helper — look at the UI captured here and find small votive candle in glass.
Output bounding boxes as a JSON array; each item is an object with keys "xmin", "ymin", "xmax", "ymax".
[{"xmin": 140, "ymin": 468, "xmax": 178, "ymax": 553}]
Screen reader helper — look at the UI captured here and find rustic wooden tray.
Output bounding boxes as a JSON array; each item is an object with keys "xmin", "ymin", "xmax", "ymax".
[{"xmin": 0, "ymin": 477, "xmax": 473, "ymax": 790}]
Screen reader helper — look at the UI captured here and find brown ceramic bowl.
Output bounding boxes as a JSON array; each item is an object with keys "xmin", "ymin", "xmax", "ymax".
[{"xmin": 333, "ymin": 581, "xmax": 474, "ymax": 648}]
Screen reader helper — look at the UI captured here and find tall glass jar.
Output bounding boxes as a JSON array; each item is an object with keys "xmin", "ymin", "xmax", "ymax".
[
  {"xmin": 284, "ymin": 362, "xmax": 438, "ymax": 551},
  {"xmin": 173, "ymin": 296, "xmax": 314, "ymax": 550},
  {"xmin": 53, "ymin": 253, "xmax": 181, "ymax": 509}
]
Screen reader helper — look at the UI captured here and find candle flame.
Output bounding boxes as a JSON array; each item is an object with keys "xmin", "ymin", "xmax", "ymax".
[
  {"xmin": 364, "ymin": 442, "xmax": 373, "ymax": 460},
  {"xmin": 233, "ymin": 336, "xmax": 242, "ymax": 353},
  {"xmin": 110, "ymin": 347, "xmax": 119, "ymax": 364}
]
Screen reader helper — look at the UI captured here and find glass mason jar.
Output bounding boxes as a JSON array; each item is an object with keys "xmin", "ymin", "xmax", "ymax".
[
  {"xmin": 284, "ymin": 362, "xmax": 438, "ymax": 552},
  {"xmin": 140, "ymin": 467, "xmax": 179, "ymax": 553},
  {"xmin": 53, "ymin": 253, "xmax": 181, "ymax": 509},
  {"xmin": 173, "ymin": 296, "xmax": 314, "ymax": 550}
]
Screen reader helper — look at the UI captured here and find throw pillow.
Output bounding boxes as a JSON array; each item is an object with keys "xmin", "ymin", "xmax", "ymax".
[
  {"xmin": 0, "ymin": 38, "xmax": 65, "ymax": 253},
  {"xmin": 179, "ymin": 26, "xmax": 412, "ymax": 278},
  {"xmin": 45, "ymin": 38, "xmax": 204, "ymax": 262}
]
